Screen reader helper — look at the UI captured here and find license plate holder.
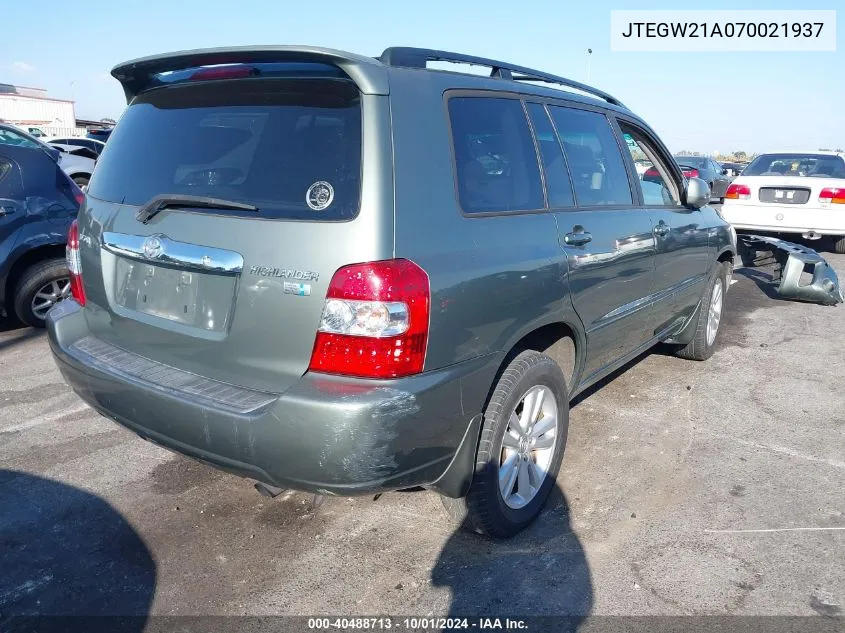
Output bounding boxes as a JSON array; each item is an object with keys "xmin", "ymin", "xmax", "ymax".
[
  {"xmin": 759, "ymin": 187, "xmax": 810, "ymax": 204},
  {"xmin": 114, "ymin": 258, "xmax": 235, "ymax": 332}
]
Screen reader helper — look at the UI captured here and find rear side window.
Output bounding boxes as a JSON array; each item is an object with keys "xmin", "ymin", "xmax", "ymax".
[
  {"xmin": 448, "ymin": 97, "xmax": 544, "ymax": 214},
  {"xmin": 525, "ymin": 103, "xmax": 575, "ymax": 208},
  {"xmin": 88, "ymin": 79, "xmax": 362, "ymax": 221},
  {"xmin": 548, "ymin": 106, "xmax": 632, "ymax": 207},
  {"xmin": 0, "ymin": 128, "xmax": 41, "ymax": 150}
]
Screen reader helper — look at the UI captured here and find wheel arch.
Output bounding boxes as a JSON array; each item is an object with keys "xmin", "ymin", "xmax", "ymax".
[
  {"xmin": 716, "ymin": 246, "xmax": 735, "ymax": 265},
  {"xmin": 498, "ymin": 319, "xmax": 586, "ymax": 400},
  {"xmin": 3, "ymin": 243, "xmax": 66, "ymax": 311}
]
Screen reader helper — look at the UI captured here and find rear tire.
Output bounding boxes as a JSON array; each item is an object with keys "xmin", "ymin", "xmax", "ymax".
[
  {"xmin": 441, "ymin": 351, "xmax": 569, "ymax": 538},
  {"xmin": 675, "ymin": 262, "xmax": 728, "ymax": 361},
  {"xmin": 72, "ymin": 175, "xmax": 89, "ymax": 188},
  {"xmin": 834, "ymin": 237, "xmax": 845, "ymax": 255},
  {"xmin": 13, "ymin": 258, "xmax": 71, "ymax": 328}
]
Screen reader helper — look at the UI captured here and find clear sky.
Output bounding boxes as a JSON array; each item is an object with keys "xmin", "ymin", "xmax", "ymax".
[{"xmin": 2, "ymin": 0, "xmax": 842, "ymax": 154}]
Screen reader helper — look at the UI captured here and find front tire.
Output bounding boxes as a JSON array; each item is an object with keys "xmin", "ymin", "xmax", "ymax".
[
  {"xmin": 13, "ymin": 259, "xmax": 72, "ymax": 328},
  {"xmin": 72, "ymin": 175, "xmax": 89, "ymax": 188},
  {"xmin": 675, "ymin": 262, "xmax": 728, "ymax": 361},
  {"xmin": 441, "ymin": 351, "xmax": 569, "ymax": 538},
  {"xmin": 834, "ymin": 236, "xmax": 845, "ymax": 255}
]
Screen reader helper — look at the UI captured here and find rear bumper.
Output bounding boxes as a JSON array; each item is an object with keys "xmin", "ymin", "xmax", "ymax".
[
  {"xmin": 738, "ymin": 235, "xmax": 843, "ymax": 306},
  {"xmin": 47, "ymin": 301, "xmax": 498, "ymax": 497},
  {"xmin": 730, "ymin": 223, "xmax": 845, "ymax": 237}
]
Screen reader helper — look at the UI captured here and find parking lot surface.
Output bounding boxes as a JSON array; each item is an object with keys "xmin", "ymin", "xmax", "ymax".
[{"xmin": 2, "ymin": 254, "xmax": 843, "ymax": 618}]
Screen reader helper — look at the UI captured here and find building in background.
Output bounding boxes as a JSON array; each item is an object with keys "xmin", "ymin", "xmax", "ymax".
[{"xmin": 0, "ymin": 83, "xmax": 75, "ymax": 127}]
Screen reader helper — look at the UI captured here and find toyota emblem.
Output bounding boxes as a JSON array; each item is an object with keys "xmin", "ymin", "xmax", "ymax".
[{"xmin": 142, "ymin": 236, "xmax": 163, "ymax": 259}]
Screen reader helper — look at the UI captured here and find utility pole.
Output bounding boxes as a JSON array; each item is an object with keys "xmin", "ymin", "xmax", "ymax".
[{"xmin": 586, "ymin": 48, "xmax": 593, "ymax": 83}]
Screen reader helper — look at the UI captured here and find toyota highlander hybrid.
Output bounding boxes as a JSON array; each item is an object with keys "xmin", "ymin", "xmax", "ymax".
[{"xmin": 47, "ymin": 46, "xmax": 736, "ymax": 537}]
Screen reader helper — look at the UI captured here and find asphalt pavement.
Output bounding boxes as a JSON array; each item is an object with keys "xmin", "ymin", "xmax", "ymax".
[{"xmin": 1, "ymin": 253, "xmax": 843, "ymax": 621}]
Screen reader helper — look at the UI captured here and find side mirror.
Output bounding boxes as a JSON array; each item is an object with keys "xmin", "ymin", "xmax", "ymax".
[
  {"xmin": 722, "ymin": 168, "xmax": 729, "ymax": 175},
  {"xmin": 684, "ymin": 177, "xmax": 710, "ymax": 209}
]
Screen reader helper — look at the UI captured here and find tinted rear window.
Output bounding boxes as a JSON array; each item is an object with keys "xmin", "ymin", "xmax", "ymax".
[
  {"xmin": 448, "ymin": 97, "xmax": 544, "ymax": 214},
  {"xmin": 674, "ymin": 156, "xmax": 707, "ymax": 168},
  {"xmin": 88, "ymin": 79, "xmax": 362, "ymax": 221},
  {"xmin": 743, "ymin": 153, "xmax": 845, "ymax": 178}
]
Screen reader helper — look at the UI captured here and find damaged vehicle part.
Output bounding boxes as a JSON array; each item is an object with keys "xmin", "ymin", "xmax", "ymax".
[{"xmin": 739, "ymin": 235, "xmax": 843, "ymax": 306}]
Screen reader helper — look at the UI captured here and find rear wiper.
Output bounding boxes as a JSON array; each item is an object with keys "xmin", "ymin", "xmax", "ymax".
[{"xmin": 136, "ymin": 194, "xmax": 259, "ymax": 224}]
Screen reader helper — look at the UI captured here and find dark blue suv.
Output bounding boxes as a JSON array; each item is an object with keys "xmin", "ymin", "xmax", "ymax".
[{"xmin": 0, "ymin": 143, "xmax": 82, "ymax": 326}]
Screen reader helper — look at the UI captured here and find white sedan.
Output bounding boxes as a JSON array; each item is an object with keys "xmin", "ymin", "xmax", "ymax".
[{"xmin": 720, "ymin": 151, "xmax": 845, "ymax": 254}]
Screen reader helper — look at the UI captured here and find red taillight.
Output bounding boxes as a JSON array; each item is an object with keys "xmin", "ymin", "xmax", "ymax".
[
  {"xmin": 643, "ymin": 167, "xmax": 659, "ymax": 177},
  {"xmin": 308, "ymin": 259, "xmax": 430, "ymax": 379},
  {"xmin": 71, "ymin": 181, "xmax": 85, "ymax": 206},
  {"xmin": 819, "ymin": 188, "xmax": 845, "ymax": 205},
  {"xmin": 189, "ymin": 65, "xmax": 256, "ymax": 81},
  {"xmin": 725, "ymin": 184, "xmax": 751, "ymax": 200},
  {"xmin": 682, "ymin": 168, "xmax": 700, "ymax": 179},
  {"xmin": 66, "ymin": 220, "xmax": 86, "ymax": 306}
]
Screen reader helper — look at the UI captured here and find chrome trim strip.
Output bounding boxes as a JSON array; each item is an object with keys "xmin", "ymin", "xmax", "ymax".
[
  {"xmin": 102, "ymin": 232, "xmax": 243, "ymax": 275},
  {"xmin": 590, "ymin": 273, "xmax": 707, "ymax": 332}
]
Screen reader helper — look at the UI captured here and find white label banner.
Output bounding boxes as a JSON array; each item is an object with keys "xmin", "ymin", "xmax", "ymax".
[{"xmin": 611, "ymin": 10, "xmax": 836, "ymax": 52}]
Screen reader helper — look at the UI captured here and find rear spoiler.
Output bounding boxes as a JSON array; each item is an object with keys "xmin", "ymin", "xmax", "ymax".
[{"xmin": 110, "ymin": 46, "xmax": 390, "ymax": 102}]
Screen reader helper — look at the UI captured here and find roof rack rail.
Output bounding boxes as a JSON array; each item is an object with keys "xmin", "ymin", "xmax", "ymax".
[{"xmin": 379, "ymin": 47, "xmax": 625, "ymax": 108}]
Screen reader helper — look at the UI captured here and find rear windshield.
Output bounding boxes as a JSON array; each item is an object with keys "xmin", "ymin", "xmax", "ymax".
[
  {"xmin": 88, "ymin": 78, "xmax": 362, "ymax": 221},
  {"xmin": 674, "ymin": 156, "xmax": 706, "ymax": 168},
  {"xmin": 743, "ymin": 153, "xmax": 845, "ymax": 178}
]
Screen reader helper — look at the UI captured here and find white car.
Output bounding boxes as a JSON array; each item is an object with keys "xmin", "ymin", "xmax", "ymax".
[
  {"xmin": 46, "ymin": 136, "xmax": 107, "ymax": 158},
  {"xmin": 49, "ymin": 144, "xmax": 97, "ymax": 188},
  {"xmin": 721, "ymin": 151, "xmax": 845, "ymax": 255},
  {"xmin": 0, "ymin": 124, "xmax": 95, "ymax": 188}
]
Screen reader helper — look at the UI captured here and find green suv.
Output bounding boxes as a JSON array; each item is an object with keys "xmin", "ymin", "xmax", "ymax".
[{"xmin": 47, "ymin": 46, "xmax": 735, "ymax": 537}]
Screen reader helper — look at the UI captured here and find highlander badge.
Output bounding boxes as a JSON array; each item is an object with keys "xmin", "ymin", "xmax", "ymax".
[{"xmin": 249, "ymin": 266, "xmax": 319, "ymax": 282}]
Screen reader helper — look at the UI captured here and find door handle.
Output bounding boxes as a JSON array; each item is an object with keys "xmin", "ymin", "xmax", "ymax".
[
  {"xmin": 564, "ymin": 229, "xmax": 592, "ymax": 246},
  {"xmin": 653, "ymin": 222, "xmax": 670, "ymax": 237}
]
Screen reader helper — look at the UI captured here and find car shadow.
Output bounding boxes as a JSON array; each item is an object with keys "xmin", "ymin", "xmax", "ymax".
[
  {"xmin": 0, "ymin": 470, "xmax": 156, "ymax": 631},
  {"xmin": 734, "ymin": 266, "xmax": 785, "ymax": 301},
  {"xmin": 570, "ymin": 349, "xmax": 651, "ymax": 408},
  {"xmin": 0, "ymin": 315, "xmax": 29, "ymax": 333},
  {"xmin": 431, "ymin": 484, "xmax": 592, "ymax": 628},
  {"xmin": 0, "ymin": 326, "xmax": 45, "ymax": 353}
]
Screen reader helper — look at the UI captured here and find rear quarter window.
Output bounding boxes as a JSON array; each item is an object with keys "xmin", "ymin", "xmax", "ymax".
[
  {"xmin": 88, "ymin": 79, "xmax": 362, "ymax": 221},
  {"xmin": 448, "ymin": 96, "xmax": 544, "ymax": 214}
]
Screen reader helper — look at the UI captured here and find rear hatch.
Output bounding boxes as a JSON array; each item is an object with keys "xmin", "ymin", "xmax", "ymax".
[{"xmin": 77, "ymin": 57, "xmax": 393, "ymax": 394}]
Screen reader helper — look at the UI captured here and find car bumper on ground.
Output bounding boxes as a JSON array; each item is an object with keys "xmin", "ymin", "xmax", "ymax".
[
  {"xmin": 739, "ymin": 235, "xmax": 843, "ymax": 306},
  {"xmin": 46, "ymin": 300, "xmax": 498, "ymax": 498}
]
